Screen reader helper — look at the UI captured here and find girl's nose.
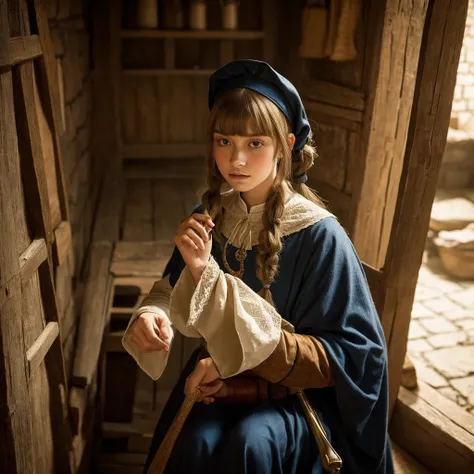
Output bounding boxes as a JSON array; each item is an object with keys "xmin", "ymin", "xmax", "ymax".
[{"xmin": 230, "ymin": 150, "xmax": 246, "ymax": 167}]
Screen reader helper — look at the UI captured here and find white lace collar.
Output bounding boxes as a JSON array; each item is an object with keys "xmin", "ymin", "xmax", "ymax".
[{"xmin": 220, "ymin": 186, "xmax": 334, "ymax": 250}]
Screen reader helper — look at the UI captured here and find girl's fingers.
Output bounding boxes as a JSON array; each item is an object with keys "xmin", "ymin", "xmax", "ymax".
[
  {"xmin": 191, "ymin": 213, "xmax": 215, "ymax": 229},
  {"xmin": 202, "ymin": 397, "xmax": 214, "ymax": 405},
  {"xmin": 177, "ymin": 234, "xmax": 199, "ymax": 251},
  {"xmin": 178, "ymin": 218, "xmax": 211, "ymax": 242},
  {"xmin": 142, "ymin": 318, "xmax": 169, "ymax": 350},
  {"xmin": 179, "ymin": 228, "xmax": 205, "ymax": 250}
]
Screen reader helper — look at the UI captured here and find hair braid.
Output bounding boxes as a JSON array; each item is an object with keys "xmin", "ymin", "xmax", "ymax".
[
  {"xmin": 257, "ymin": 181, "xmax": 285, "ymax": 304},
  {"xmin": 291, "ymin": 140, "xmax": 327, "ymax": 209},
  {"xmin": 202, "ymin": 161, "xmax": 224, "ymax": 240}
]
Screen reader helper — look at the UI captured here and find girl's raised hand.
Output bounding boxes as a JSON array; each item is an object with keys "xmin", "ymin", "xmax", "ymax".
[{"xmin": 174, "ymin": 213, "xmax": 214, "ymax": 276}]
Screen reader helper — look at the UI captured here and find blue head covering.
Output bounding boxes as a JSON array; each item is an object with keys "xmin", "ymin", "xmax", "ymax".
[{"xmin": 208, "ymin": 59, "xmax": 311, "ymax": 154}]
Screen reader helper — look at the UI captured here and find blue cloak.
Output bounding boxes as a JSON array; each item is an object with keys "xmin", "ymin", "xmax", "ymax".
[{"xmin": 144, "ymin": 216, "xmax": 394, "ymax": 474}]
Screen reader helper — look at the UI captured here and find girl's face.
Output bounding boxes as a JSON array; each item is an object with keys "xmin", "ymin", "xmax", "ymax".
[{"xmin": 213, "ymin": 132, "xmax": 278, "ymax": 206}]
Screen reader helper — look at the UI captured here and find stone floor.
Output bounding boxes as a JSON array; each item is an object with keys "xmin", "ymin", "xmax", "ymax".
[{"xmin": 408, "ymin": 246, "xmax": 474, "ymax": 415}]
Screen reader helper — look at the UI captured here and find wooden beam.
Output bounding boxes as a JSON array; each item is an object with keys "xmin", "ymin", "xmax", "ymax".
[
  {"xmin": 0, "ymin": 0, "xmax": 10, "ymax": 70},
  {"xmin": 26, "ymin": 321, "xmax": 59, "ymax": 376},
  {"xmin": 382, "ymin": 0, "xmax": 469, "ymax": 417},
  {"xmin": 305, "ymin": 100, "xmax": 363, "ymax": 124},
  {"xmin": 92, "ymin": 0, "xmax": 122, "ymax": 175},
  {"xmin": 53, "ymin": 220, "xmax": 71, "ymax": 266},
  {"xmin": 0, "ymin": 4, "xmax": 35, "ymax": 468},
  {"xmin": 19, "ymin": 238, "xmax": 48, "ymax": 286},
  {"xmin": 10, "ymin": 35, "xmax": 42, "ymax": 65},
  {"xmin": 120, "ymin": 29, "xmax": 264, "ymax": 39},
  {"xmin": 297, "ymin": 78, "xmax": 365, "ymax": 111},
  {"xmin": 71, "ymin": 242, "xmax": 113, "ymax": 387},
  {"xmin": 391, "ymin": 383, "xmax": 474, "ymax": 472},
  {"xmin": 93, "ymin": 173, "xmax": 125, "ymax": 243},
  {"xmin": 14, "ymin": 61, "xmax": 53, "ymax": 243},
  {"xmin": 122, "ymin": 143, "xmax": 206, "ymax": 159},
  {"xmin": 33, "ymin": 0, "xmax": 70, "ymax": 224},
  {"xmin": 350, "ymin": 0, "xmax": 428, "ymax": 268}
]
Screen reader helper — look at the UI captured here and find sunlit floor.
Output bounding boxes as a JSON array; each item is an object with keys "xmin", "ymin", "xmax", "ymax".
[{"xmin": 408, "ymin": 189, "xmax": 474, "ymax": 415}]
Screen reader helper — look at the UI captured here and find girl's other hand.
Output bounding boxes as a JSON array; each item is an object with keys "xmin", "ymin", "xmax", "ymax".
[
  {"xmin": 185, "ymin": 357, "xmax": 221, "ymax": 399},
  {"xmin": 174, "ymin": 213, "xmax": 214, "ymax": 278},
  {"xmin": 130, "ymin": 312, "xmax": 172, "ymax": 352}
]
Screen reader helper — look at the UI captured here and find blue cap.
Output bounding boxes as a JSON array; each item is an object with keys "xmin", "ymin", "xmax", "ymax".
[{"xmin": 208, "ymin": 60, "xmax": 311, "ymax": 153}]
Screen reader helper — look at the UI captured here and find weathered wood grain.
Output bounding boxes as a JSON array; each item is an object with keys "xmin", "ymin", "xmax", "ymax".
[
  {"xmin": 391, "ymin": 384, "xmax": 474, "ymax": 473},
  {"xmin": 26, "ymin": 321, "xmax": 59, "ymax": 376},
  {"xmin": 54, "ymin": 220, "xmax": 72, "ymax": 266},
  {"xmin": 72, "ymin": 242, "xmax": 113, "ymax": 387},
  {"xmin": 19, "ymin": 238, "xmax": 48, "ymax": 286},
  {"xmin": 381, "ymin": 0, "xmax": 469, "ymax": 417},
  {"xmin": 10, "ymin": 35, "xmax": 42, "ymax": 64},
  {"xmin": 123, "ymin": 180, "xmax": 154, "ymax": 241},
  {"xmin": 351, "ymin": 0, "xmax": 428, "ymax": 268}
]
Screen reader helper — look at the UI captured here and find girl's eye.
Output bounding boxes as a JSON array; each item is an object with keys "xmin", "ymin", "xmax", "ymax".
[
  {"xmin": 217, "ymin": 138, "xmax": 230, "ymax": 146},
  {"xmin": 250, "ymin": 140, "xmax": 263, "ymax": 148}
]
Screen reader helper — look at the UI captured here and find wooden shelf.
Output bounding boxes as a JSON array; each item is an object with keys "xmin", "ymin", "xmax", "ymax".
[
  {"xmin": 121, "ymin": 29, "xmax": 265, "ymax": 40},
  {"xmin": 122, "ymin": 68, "xmax": 214, "ymax": 76}
]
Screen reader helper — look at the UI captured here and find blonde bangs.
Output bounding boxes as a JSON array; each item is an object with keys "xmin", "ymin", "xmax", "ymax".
[{"xmin": 210, "ymin": 88, "xmax": 286, "ymax": 138}]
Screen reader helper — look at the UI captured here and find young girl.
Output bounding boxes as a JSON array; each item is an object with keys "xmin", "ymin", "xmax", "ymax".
[{"xmin": 123, "ymin": 59, "xmax": 394, "ymax": 474}]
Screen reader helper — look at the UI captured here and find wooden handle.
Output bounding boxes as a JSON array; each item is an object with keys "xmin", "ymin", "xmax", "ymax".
[{"xmin": 147, "ymin": 390, "xmax": 201, "ymax": 474}]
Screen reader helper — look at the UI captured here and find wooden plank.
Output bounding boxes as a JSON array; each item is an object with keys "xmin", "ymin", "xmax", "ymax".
[
  {"xmin": 0, "ymin": 0, "xmax": 10, "ymax": 70},
  {"xmin": 121, "ymin": 30, "xmax": 264, "ymax": 39},
  {"xmin": 93, "ymin": 173, "xmax": 125, "ymax": 243},
  {"xmin": 391, "ymin": 386, "xmax": 474, "ymax": 473},
  {"xmin": 219, "ymin": 40, "xmax": 234, "ymax": 65},
  {"xmin": 0, "ymin": 8, "xmax": 35, "ymax": 466},
  {"xmin": 391, "ymin": 442, "xmax": 432, "ymax": 473},
  {"xmin": 298, "ymin": 78, "xmax": 365, "ymax": 112},
  {"xmin": 26, "ymin": 321, "xmax": 59, "ymax": 376},
  {"xmin": 123, "ymin": 179, "xmax": 154, "ymax": 241},
  {"xmin": 72, "ymin": 242, "xmax": 113, "ymax": 387},
  {"xmin": 401, "ymin": 355, "xmax": 417, "ymax": 390},
  {"xmin": 105, "ymin": 330, "xmax": 126, "ymax": 353},
  {"xmin": 305, "ymin": 100, "xmax": 363, "ymax": 124},
  {"xmin": 164, "ymin": 38, "xmax": 175, "ymax": 69},
  {"xmin": 10, "ymin": 35, "xmax": 42, "ymax": 64},
  {"xmin": 123, "ymin": 143, "xmax": 206, "ymax": 159},
  {"xmin": 54, "ymin": 220, "xmax": 72, "ymax": 266},
  {"xmin": 19, "ymin": 238, "xmax": 48, "ymax": 286},
  {"xmin": 306, "ymin": 107, "xmax": 360, "ymax": 133},
  {"xmin": 262, "ymin": 0, "xmax": 277, "ymax": 64},
  {"xmin": 351, "ymin": 0, "xmax": 428, "ymax": 268},
  {"xmin": 14, "ymin": 61, "xmax": 53, "ymax": 243},
  {"xmin": 122, "ymin": 69, "xmax": 214, "ymax": 77},
  {"xmin": 111, "ymin": 241, "xmax": 174, "ymax": 278},
  {"xmin": 34, "ymin": 0, "xmax": 70, "ymax": 223},
  {"xmin": 382, "ymin": 0, "xmax": 469, "ymax": 417},
  {"xmin": 91, "ymin": 0, "xmax": 122, "ymax": 175}
]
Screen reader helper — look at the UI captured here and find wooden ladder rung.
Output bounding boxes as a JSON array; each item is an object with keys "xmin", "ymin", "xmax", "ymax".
[
  {"xmin": 26, "ymin": 321, "xmax": 59, "ymax": 376},
  {"xmin": 19, "ymin": 238, "xmax": 48, "ymax": 286},
  {"xmin": 9, "ymin": 35, "xmax": 42, "ymax": 65}
]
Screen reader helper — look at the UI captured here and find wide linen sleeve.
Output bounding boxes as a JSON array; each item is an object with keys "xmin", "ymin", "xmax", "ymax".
[
  {"xmin": 121, "ymin": 276, "xmax": 174, "ymax": 380},
  {"xmin": 169, "ymin": 258, "xmax": 282, "ymax": 378}
]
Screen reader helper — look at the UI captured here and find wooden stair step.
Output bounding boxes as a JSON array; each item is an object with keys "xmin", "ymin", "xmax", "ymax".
[{"xmin": 392, "ymin": 442, "xmax": 432, "ymax": 473}]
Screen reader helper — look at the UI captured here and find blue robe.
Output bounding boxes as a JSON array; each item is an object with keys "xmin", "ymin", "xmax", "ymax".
[{"xmin": 144, "ymin": 216, "xmax": 394, "ymax": 474}]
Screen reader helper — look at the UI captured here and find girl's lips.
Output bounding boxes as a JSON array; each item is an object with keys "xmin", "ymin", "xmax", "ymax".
[{"xmin": 229, "ymin": 173, "xmax": 250, "ymax": 180}]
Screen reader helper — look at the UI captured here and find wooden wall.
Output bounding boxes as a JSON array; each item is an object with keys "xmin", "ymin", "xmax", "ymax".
[
  {"xmin": 46, "ymin": 0, "xmax": 99, "ymax": 379},
  {"xmin": 119, "ymin": 0, "xmax": 276, "ymax": 161},
  {"xmin": 276, "ymin": 0, "xmax": 428, "ymax": 270}
]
